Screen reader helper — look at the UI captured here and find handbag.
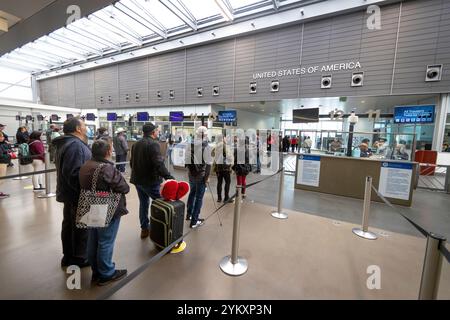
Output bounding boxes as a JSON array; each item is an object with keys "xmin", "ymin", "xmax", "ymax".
[
  {"xmin": 8, "ymin": 151, "xmax": 17, "ymax": 159},
  {"xmin": 76, "ymin": 163, "xmax": 121, "ymax": 228}
]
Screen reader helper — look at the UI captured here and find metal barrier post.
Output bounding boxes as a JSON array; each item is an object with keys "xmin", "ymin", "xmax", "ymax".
[
  {"xmin": 352, "ymin": 176, "xmax": 377, "ymax": 240},
  {"xmin": 13, "ymin": 158, "xmax": 30, "ymax": 180},
  {"xmin": 271, "ymin": 167, "xmax": 288, "ymax": 219},
  {"xmin": 219, "ymin": 186, "xmax": 248, "ymax": 276},
  {"xmin": 445, "ymin": 166, "xmax": 450, "ymax": 194},
  {"xmin": 418, "ymin": 233, "xmax": 446, "ymax": 300},
  {"xmin": 38, "ymin": 147, "xmax": 56, "ymax": 198}
]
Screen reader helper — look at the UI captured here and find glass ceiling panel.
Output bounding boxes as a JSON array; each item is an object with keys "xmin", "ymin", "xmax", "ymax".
[
  {"xmin": 55, "ymin": 29, "xmax": 105, "ymax": 52},
  {"xmin": 228, "ymin": 0, "xmax": 267, "ymax": 10},
  {"xmin": 180, "ymin": 0, "xmax": 223, "ymax": 21},
  {"xmin": 138, "ymin": 0, "xmax": 186, "ymax": 30}
]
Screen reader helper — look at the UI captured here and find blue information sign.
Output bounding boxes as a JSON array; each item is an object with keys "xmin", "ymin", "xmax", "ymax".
[
  {"xmin": 394, "ymin": 105, "xmax": 435, "ymax": 124},
  {"xmin": 218, "ymin": 110, "xmax": 237, "ymax": 122}
]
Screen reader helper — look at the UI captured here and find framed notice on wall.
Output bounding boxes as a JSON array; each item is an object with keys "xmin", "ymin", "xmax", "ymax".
[
  {"xmin": 378, "ymin": 162, "xmax": 413, "ymax": 200},
  {"xmin": 296, "ymin": 154, "xmax": 321, "ymax": 187}
]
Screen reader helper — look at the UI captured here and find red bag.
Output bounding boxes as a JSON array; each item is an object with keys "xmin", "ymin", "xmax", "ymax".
[{"xmin": 8, "ymin": 151, "xmax": 17, "ymax": 159}]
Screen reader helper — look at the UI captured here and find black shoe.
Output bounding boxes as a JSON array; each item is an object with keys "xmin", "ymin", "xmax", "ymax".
[
  {"xmin": 91, "ymin": 274, "xmax": 99, "ymax": 283},
  {"xmin": 61, "ymin": 258, "xmax": 90, "ymax": 268},
  {"xmin": 217, "ymin": 198, "xmax": 222, "ymax": 203},
  {"xmin": 186, "ymin": 215, "xmax": 191, "ymax": 221},
  {"xmin": 97, "ymin": 269, "xmax": 127, "ymax": 286},
  {"xmin": 61, "ymin": 258, "xmax": 70, "ymax": 268},
  {"xmin": 223, "ymin": 197, "xmax": 230, "ymax": 203}
]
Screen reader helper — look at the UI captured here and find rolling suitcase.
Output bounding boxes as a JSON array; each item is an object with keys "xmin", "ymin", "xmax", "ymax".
[{"xmin": 150, "ymin": 198, "xmax": 185, "ymax": 249}]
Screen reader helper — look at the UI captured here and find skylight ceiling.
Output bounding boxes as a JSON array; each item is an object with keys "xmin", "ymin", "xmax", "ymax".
[{"xmin": 0, "ymin": 0, "xmax": 312, "ymax": 74}]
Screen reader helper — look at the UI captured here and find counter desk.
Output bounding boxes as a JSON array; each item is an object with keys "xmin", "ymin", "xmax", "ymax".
[{"xmin": 294, "ymin": 154, "xmax": 418, "ymax": 206}]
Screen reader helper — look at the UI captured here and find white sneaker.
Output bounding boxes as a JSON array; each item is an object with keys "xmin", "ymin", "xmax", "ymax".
[{"xmin": 190, "ymin": 219, "xmax": 205, "ymax": 229}]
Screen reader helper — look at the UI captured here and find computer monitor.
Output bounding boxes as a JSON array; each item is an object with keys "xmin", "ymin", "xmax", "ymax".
[
  {"xmin": 169, "ymin": 111, "xmax": 184, "ymax": 122},
  {"xmin": 86, "ymin": 113, "xmax": 96, "ymax": 121},
  {"xmin": 292, "ymin": 108, "xmax": 319, "ymax": 123},
  {"xmin": 218, "ymin": 110, "xmax": 237, "ymax": 122},
  {"xmin": 107, "ymin": 113, "xmax": 117, "ymax": 121},
  {"xmin": 394, "ymin": 105, "xmax": 435, "ymax": 124},
  {"xmin": 137, "ymin": 112, "xmax": 149, "ymax": 122}
]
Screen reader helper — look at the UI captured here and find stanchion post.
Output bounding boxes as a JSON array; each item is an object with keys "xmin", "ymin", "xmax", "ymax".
[
  {"xmin": 38, "ymin": 146, "xmax": 56, "ymax": 198},
  {"xmin": 352, "ymin": 176, "xmax": 377, "ymax": 240},
  {"xmin": 13, "ymin": 157, "xmax": 30, "ymax": 180},
  {"xmin": 418, "ymin": 232, "xmax": 446, "ymax": 300},
  {"xmin": 219, "ymin": 186, "xmax": 248, "ymax": 276},
  {"xmin": 444, "ymin": 166, "xmax": 450, "ymax": 194},
  {"xmin": 271, "ymin": 167, "xmax": 288, "ymax": 219}
]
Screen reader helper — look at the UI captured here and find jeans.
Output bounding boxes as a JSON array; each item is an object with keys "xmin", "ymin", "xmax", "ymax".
[
  {"xmin": 217, "ymin": 171, "xmax": 231, "ymax": 200},
  {"xmin": 88, "ymin": 216, "xmax": 121, "ymax": 279},
  {"xmin": 115, "ymin": 154, "xmax": 127, "ymax": 173},
  {"xmin": 62, "ymin": 201, "xmax": 88, "ymax": 263},
  {"xmin": 187, "ymin": 181, "xmax": 206, "ymax": 224},
  {"xmin": 136, "ymin": 184, "xmax": 161, "ymax": 230}
]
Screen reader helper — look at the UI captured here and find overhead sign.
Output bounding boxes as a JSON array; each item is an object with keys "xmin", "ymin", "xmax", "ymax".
[
  {"xmin": 394, "ymin": 105, "xmax": 435, "ymax": 124},
  {"xmin": 296, "ymin": 154, "xmax": 321, "ymax": 187},
  {"xmin": 253, "ymin": 61, "xmax": 362, "ymax": 79},
  {"xmin": 378, "ymin": 162, "xmax": 413, "ymax": 200},
  {"xmin": 218, "ymin": 110, "xmax": 237, "ymax": 122}
]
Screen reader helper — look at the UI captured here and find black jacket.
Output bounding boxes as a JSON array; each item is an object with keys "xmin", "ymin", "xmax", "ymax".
[
  {"xmin": 232, "ymin": 144, "xmax": 252, "ymax": 176},
  {"xmin": 79, "ymin": 159, "xmax": 130, "ymax": 219},
  {"xmin": 185, "ymin": 140, "xmax": 211, "ymax": 183},
  {"xmin": 130, "ymin": 136, "xmax": 173, "ymax": 186},
  {"xmin": 53, "ymin": 135, "xmax": 92, "ymax": 203},
  {"xmin": 0, "ymin": 143, "xmax": 10, "ymax": 164}
]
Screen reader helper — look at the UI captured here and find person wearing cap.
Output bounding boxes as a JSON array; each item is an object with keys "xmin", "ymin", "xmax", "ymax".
[
  {"xmin": 185, "ymin": 126, "xmax": 212, "ymax": 228},
  {"xmin": 130, "ymin": 123, "xmax": 174, "ymax": 239},
  {"xmin": 113, "ymin": 127, "xmax": 129, "ymax": 173}
]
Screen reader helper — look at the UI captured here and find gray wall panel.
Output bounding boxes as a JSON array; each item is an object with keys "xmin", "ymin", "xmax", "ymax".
[
  {"xmin": 95, "ymin": 65, "xmax": 119, "ymax": 108},
  {"xmin": 119, "ymin": 59, "xmax": 148, "ymax": 106},
  {"xmin": 57, "ymin": 75, "xmax": 75, "ymax": 108},
  {"xmin": 75, "ymin": 71, "xmax": 95, "ymax": 108},
  {"xmin": 39, "ymin": 78, "xmax": 58, "ymax": 106}
]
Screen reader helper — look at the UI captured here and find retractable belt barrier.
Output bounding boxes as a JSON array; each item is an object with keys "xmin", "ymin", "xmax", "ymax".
[{"xmin": 98, "ymin": 168, "xmax": 283, "ymax": 300}]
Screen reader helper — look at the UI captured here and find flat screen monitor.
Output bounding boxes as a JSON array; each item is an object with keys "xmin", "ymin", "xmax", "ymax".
[
  {"xmin": 218, "ymin": 110, "xmax": 237, "ymax": 122},
  {"xmin": 169, "ymin": 111, "xmax": 184, "ymax": 122},
  {"xmin": 51, "ymin": 114, "xmax": 59, "ymax": 121},
  {"xmin": 15, "ymin": 115, "xmax": 21, "ymax": 121},
  {"xmin": 66, "ymin": 114, "xmax": 74, "ymax": 120},
  {"xmin": 292, "ymin": 108, "xmax": 319, "ymax": 123},
  {"xmin": 25, "ymin": 115, "xmax": 33, "ymax": 121},
  {"xmin": 86, "ymin": 113, "xmax": 96, "ymax": 121},
  {"xmin": 394, "ymin": 105, "xmax": 435, "ymax": 124},
  {"xmin": 37, "ymin": 115, "xmax": 44, "ymax": 121},
  {"xmin": 137, "ymin": 112, "xmax": 149, "ymax": 122},
  {"xmin": 107, "ymin": 113, "xmax": 117, "ymax": 121}
]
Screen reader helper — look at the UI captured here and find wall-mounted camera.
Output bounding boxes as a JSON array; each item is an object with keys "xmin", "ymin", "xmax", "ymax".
[
  {"xmin": 270, "ymin": 80, "xmax": 279, "ymax": 92},
  {"xmin": 135, "ymin": 93, "xmax": 140, "ymax": 102},
  {"xmin": 351, "ymin": 72, "xmax": 364, "ymax": 87},
  {"xmin": 321, "ymin": 75, "xmax": 332, "ymax": 89},
  {"xmin": 249, "ymin": 82, "xmax": 257, "ymax": 94},
  {"xmin": 125, "ymin": 94, "xmax": 130, "ymax": 103},
  {"xmin": 197, "ymin": 87, "xmax": 203, "ymax": 97},
  {"xmin": 37, "ymin": 115, "xmax": 44, "ymax": 121},
  {"xmin": 157, "ymin": 91, "xmax": 162, "ymax": 100},
  {"xmin": 108, "ymin": 96, "xmax": 112, "ymax": 104},
  {"xmin": 425, "ymin": 64, "xmax": 443, "ymax": 82},
  {"xmin": 169, "ymin": 90, "xmax": 175, "ymax": 99},
  {"xmin": 100, "ymin": 96, "xmax": 104, "ymax": 104},
  {"xmin": 213, "ymin": 85, "xmax": 220, "ymax": 96}
]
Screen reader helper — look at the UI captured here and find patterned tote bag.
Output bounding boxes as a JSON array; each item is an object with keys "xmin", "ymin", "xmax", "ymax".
[{"xmin": 76, "ymin": 163, "xmax": 121, "ymax": 228}]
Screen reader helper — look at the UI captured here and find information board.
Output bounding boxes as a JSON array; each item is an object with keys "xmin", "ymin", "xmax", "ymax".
[
  {"xmin": 394, "ymin": 105, "xmax": 435, "ymax": 124},
  {"xmin": 296, "ymin": 154, "xmax": 321, "ymax": 187},
  {"xmin": 378, "ymin": 162, "xmax": 413, "ymax": 200}
]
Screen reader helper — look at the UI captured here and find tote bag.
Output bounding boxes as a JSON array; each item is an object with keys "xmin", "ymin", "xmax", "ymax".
[{"xmin": 76, "ymin": 163, "xmax": 121, "ymax": 228}]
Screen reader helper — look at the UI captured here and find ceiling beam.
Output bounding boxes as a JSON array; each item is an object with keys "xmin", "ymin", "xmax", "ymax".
[{"xmin": 159, "ymin": 0, "xmax": 197, "ymax": 31}]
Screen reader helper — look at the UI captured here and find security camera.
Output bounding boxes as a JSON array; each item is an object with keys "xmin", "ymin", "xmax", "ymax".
[
  {"xmin": 351, "ymin": 72, "xmax": 364, "ymax": 87},
  {"xmin": 108, "ymin": 96, "xmax": 112, "ymax": 103},
  {"xmin": 157, "ymin": 91, "xmax": 162, "ymax": 100},
  {"xmin": 197, "ymin": 87, "xmax": 203, "ymax": 97},
  {"xmin": 249, "ymin": 82, "xmax": 257, "ymax": 94},
  {"xmin": 271, "ymin": 80, "xmax": 279, "ymax": 92},
  {"xmin": 135, "ymin": 93, "xmax": 140, "ymax": 102},
  {"xmin": 100, "ymin": 96, "xmax": 104, "ymax": 104},
  {"xmin": 213, "ymin": 86, "xmax": 220, "ymax": 96},
  {"xmin": 425, "ymin": 64, "xmax": 442, "ymax": 82},
  {"xmin": 169, "ymin": 90, "xmax": 175, "ymax": 99},
  {"xmin": 125, "ymin": 94, "xmax": 130, "ymax": 103},
  {"xmin": 321, "ymin": 75, "xmax": 332, "ymax": 89}
]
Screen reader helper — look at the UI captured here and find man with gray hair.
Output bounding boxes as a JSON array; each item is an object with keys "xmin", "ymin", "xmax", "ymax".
[{"xmin": 185, "ymin": 126, "xmax": 211, "ymax": 228}]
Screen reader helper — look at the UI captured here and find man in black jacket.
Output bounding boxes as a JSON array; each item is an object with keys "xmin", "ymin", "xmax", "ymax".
[
  {"xmin": 130, "ymin": 123, "xmax": 174, "ymax": 239},
  {"xmin": 53, "ymin": 118, "xmax": 92, "ymax": 268}
]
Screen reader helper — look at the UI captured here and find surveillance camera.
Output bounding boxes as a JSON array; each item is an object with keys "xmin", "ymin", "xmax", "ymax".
[
  {"xmin": 135, "ymin": 93, "xmax": 140, "ymax": 102},
  {"xmin": 271, "ymin": 80, "xmax": 280, "ymax": 92},
  {"xmin": 300, "ymin": 9, "xmax": 304, "ymax": 15},
  {"xmin": 351, "ymin": 72, "xmax": 364, "ymax": 87},
  {"xmin": 169, "ymin": 90, "xmax": 175, "ymax": 99},
  {"xmin": 425, "ymin": 64, "xmax": 442, "ymax": 82},
  {"xmin": 125, "ymin": 94, "xmax": 130, "ymax": 102},
  {"xmin": 197, "ymin": 87, "xmax": 203, "ymax": 97},
  {"xmin": 157, "ymin": 91, "xmax": 162, "ymax": 100},
  {"xmin": 249, "ymin": 82, "xmax": 257, "ymax": 94},
  {"xmin": 321, "ymin": 75, "xmax": 332, "ymax": 89},
  {"xmin": 213, "ymin": 85, "xmax": 220, "ymax": 96}
]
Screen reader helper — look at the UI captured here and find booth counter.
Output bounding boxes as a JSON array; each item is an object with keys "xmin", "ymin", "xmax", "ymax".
[{"xmin": 294, "ymin": 154, "xmax": 418, "ymax": 206}]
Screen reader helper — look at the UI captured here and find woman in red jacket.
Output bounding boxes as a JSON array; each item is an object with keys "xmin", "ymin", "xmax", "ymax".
[{"xmin": 28, "ymin": 131, "xmax": 45, "ymax": 191}]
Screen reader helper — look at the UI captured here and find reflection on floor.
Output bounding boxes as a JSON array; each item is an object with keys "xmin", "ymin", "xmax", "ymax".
[{"xmin": 0, "ymin": 163, "xmax": 449, "ymax": 299}]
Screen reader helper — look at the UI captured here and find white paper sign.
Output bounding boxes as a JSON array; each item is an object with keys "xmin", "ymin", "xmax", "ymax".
[
  {"xmin": 80, "ymin": 204, "xmax": 108, "ymax": 227},
  {"xmin": 378, "ymin": 162, "xmax": 413, "ymax": 200},
  {"xmin": 296, "ymin": 155, "xmax": 321, "ymax": 187}
]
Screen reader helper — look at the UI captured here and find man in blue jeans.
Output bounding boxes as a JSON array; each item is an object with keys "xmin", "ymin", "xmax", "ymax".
[
  {"xmin": 185, "ymin": 126, "xmax": 212, "ymax": 228},
  {"xmin": 130, "ymin": 123, "xmax": 174, "ymax": 238}
]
